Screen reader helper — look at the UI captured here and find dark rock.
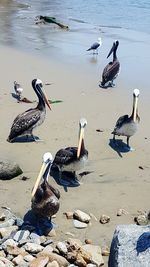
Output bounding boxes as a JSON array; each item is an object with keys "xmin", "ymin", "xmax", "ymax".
[
  {"xmin": 109, "ymin": 224, "xmax": 150, "ymax": 267},
  {"xmin": 0, "ymin": 160, "xmax": 23, "ymax": 180}
]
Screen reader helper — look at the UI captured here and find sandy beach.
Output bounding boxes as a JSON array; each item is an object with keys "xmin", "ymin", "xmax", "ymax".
[{"xmin": 0, "ymin": 41, "xmax": 150, "ymax": 266}]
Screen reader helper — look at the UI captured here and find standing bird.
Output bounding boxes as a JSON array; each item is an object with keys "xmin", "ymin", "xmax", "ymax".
[
  {"xmin": 112, "ymin": 89, "xmax": 140, "ymax": 151},
  {"xmin": 100, "ymin": 40, "xmax": 120, "ymax": 88},
  {"xmin": 31, "ymin": 152, "xmax": 60, "ymax": 219},
  {"xmin": 87, "ymin": 37, "xmax": 102, "ymax": 54},
  {"xmin": 14, "ymin": 81, "xmax": 23, "ymax": 102},
  {"xmin": 7, "ymin": 79, "xmax": 51, "ymax": 142},
  {"xmin": 52, "ymin": 118, "xmax": 88, "ymax": 185}
]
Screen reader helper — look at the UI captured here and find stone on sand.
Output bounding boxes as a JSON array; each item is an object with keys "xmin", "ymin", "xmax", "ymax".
[{"xmin": 0, "ymin": 160, "xmax": 23, "ymax": 180}]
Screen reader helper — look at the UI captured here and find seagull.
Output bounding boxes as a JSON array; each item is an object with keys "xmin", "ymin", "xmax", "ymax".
[
  {"xmin": 87, "ymin": 37, "xmax": 102, "ymax": 54},
  {"xmin": 14, "ymin": 81, "xmax": 23, "ymax": 101}
]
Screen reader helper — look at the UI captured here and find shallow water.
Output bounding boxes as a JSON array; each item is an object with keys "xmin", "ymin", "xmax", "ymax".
[{"xmin": 0, "ymin": 0, "xmax": 150, "ymax": 90}]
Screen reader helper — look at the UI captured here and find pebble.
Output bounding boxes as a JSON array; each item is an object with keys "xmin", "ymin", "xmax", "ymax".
[
  {"xmin": 85, "ymin": 239, "xmax": 92, "ymax": 244},
  {"xmin": 47, "ymin": 261, "xmax": 59, "ymax": 267},
  {"xmin": 82, "ymin": 244, "xmax": 104, "ymax": 266},
  {"xmin": 63, "ymin": 211, "xmax": 74, "ymax": 219},
  {"xmin": 0, "ymin": 218, "xmax": 15, "ymax": 228},
  {"xmin": 99, "ymin": 214, "xmax": 110, "ymax": 224},
  {"xmin": 134, "ymin": 214, "xmax": 148, "ymax": 225},
  {"xmin": 24, "ymin": 242, "xmax": 43, "ymax": 253},
  {"xmin": 2, "ymin": 238, "xmax": 18, "ymax": 250},
  {"xmin": 12, "ymin": 254, "xmax": 25, "ymax": 265},
  {"xmin": 0, "ymin": 225, "xmax": 18, "ymax": 238},
  {"xmin": 0, "ymin": 256, "xmax": 14, "ymax": 266},
  {"xmin": 73, "ymin": 220, "xmax": 88, "ymax": 229},
  {"xmin": 30, "ymin": 232, "xmax": 41, "ymax": 244},
  {"xmin": 0, "ymin": 213, "xmax": 6, "ymax": 221},
  {"xmin": 56, "ymin": 241, "xmax": 68, "ymax": 255},
  {"xmin": 24, "ymin": 254, "xmax": 35, "ymax": 262},
  {"xmin": 29, "ymin": 256, "xmax": 49, "ymax": 267},
  {"xmin": 73, "ymin": 210, "xmax": 91, "ymax": 223},
  {"xmin": 117, "ymin": 209, "xmax": 128, "ymax": 216}
]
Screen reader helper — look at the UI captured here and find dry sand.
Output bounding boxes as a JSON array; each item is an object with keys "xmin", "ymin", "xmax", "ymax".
[{"xmin": 0, "ymin": 44, "xmax": 150, "ymax": 265}]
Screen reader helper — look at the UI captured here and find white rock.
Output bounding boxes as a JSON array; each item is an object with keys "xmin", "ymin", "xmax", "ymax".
[
  {"xmin": 13, "ymin": 230, "xmax": 30, "ymax": 242},
  {"xmin": 47, "ymin": 261, "xmax": 59, "ymax": 267},
  {"xmin": 82, "ymin": 244, "xmax": 104, "ymax": 266},
  {"xmin": 73, "ymin": 210, "xmax": 91, "ymax": 223},
  {"xmin": 56, "ymin": 241, "xmax": 68, "ymax": 255},
  {"xmin": 2, "ymin": 239, "xmax": 18, "ymax": 250},
  {"xmin": 0, "ymin": 256, "xmax": 14, "ymax": 266},
  {"xmin": 73, "ymin": 219, "xmax": 88, "ymax": 229},
  {"xmin": 12, "ymin": 254, "xmax": 24, "ymax": 265},
  {"xmin": 0, "ymin": 225, "xmax": 18, "ymax": 238},
  {"xmin": 24, "ymin": 254, "xmax": 35, "ymax": 262},
  {"xmin": 29, "ymin": 256, "xmax": 49, "ymax": 267},
  {"xmin": 30, "ymin": 232, "xmax": 41, "ymax": 244},
  {"xmin": 24, "ymin": 242, "xmax": 43, "ymax": 253},
  {"xmin": 0, "ymin": 260, "xmax": 5, "ymax": 267}
]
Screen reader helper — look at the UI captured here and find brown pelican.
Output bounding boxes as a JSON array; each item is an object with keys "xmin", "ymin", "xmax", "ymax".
[
  {"xmin": 100, "ymin": 40, "xmax": 120, "ymax": 88},
  {"xmin": 87, "ymin": 37, "xmax": 102, "ymax": 54},
  {"xmin": 14, "ymin": 81, "xmax": 23, "ymax": 101},
  {"xmin": 7, "ymin": 79, "xmax": 51, "ymax": 142},
  {"xmin": 112, "ymin": 89, "xmax": 140, "ymax": 151},
  {"xmin": 31, "ymin": 152, "xmax": 60, "ymax": 218},
  {"xmin": 52, "ymin": 118, "xmax": 88, "ymax": 185}
]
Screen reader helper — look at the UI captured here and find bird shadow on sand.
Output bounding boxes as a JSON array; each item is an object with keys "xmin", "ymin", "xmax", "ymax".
[
  {"xmin": 8, "ymin": 135, "xmax": 41, "ymax": 143},
  {"xmin": 50, "ymin": 168, "xmax": 80, "ymax": 192},
  {"xmin": 99, "ymin": 83, "xmax": 115, "ymax": 89},
  {"xmin": 109, "ymin": 138, "xmax": 131, "ymax": 158}
]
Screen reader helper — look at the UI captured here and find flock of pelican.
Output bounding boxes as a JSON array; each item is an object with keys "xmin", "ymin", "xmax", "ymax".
[{"xmin": 6, "ymin": 39, "xmax": 140, "ymax": 221}]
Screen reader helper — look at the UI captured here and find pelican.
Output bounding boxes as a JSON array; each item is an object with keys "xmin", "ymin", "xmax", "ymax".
[
  {"xmin": 7, "ymin": 79, "xmax": 51, "ymax": 142},
  {"xmin": 31, "ymin": 152, "xmax": 60, "ymax": 218},
  {"xmin": 112, "ymin": 89, "xmax": 140, "ymax": 150},
  {"xmin": 87, "ymin": 37, "xmax": 102, "ymax": 54},
  {"xmin": 100, "ymin": 40, "xmax": 120, "ymax": 88},
  {"xmin": 14, "ymin": 81, "xmax": 23, "ymax": 101},
  {"xmin": 52, "ymin": 118, "xmax": 88, "ymax": 185}
]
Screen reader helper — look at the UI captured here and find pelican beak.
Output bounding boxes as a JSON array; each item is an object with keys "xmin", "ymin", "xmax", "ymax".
[
  {"xmin": 133, "ymin": 95, "xmax": 139, "ymax": 122},
  {"xmin": 43, "ymin": 91, "xmax": 51, "ymax": 110},
  {"xmin": 31, "ymin": 161, "xmax": 48, "ymax": 198},
  {"xmin": 77, "ymin": 128, "xmax": 84, "ymax": 158},
  {"xmin": 107, "ymin": 43, "xmax": 115, "ymax": 58}
]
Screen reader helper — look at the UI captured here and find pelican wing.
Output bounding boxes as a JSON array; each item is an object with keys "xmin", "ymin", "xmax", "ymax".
[
  {"xmin": 8, "ymin": 108, "xmax": 41, "ymax": 140},
  {"xmin": 102, "ymin": 60, "xmax": 120, "ymax": 84},
  {"xmin": 53, "ymin": 147, "xmax": 77, "ymax": 166},
  {"xmin": 112, "ymin": 114, "xmax": 129, "ymax": 133}
]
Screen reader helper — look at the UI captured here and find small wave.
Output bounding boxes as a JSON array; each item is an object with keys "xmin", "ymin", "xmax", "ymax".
[{"xmin": 99, "ymin": 25, "xmax": 122, "ymax": 29}]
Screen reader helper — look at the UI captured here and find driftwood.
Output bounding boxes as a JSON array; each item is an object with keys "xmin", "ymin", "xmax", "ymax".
[{"xmin": 35, "ymin": 16, "xmax": 69, "ymax": 29}]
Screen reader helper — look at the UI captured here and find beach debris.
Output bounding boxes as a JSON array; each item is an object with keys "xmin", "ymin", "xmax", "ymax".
[
  {"xmin": 49, "ymin": 99, "xmax": 63, "ymax": 104},
  {"xmin": 20, "ymin": 175, "xmax": 30, "ymax": 181},
  {"xmin": 35, "ymin": 15, "xmax": 69, "ymax": 29},
  {"xmin": 99, "ymin": 214, "xmax": 110, "ymax": 224},
  {"xmin": 96, "ymin": 129, "xmax": 104, "ymax": 133},
  {"xmin": 45, "ymin": 83, "xmax": 53, "ymax": 86},
  {"xmin": 79, "ymin": 171, "xmax": 94, "ymax": 177},
  {"xmin": 117, "ymin": 208, "xmax": 129, "ymax": 216},
  {"xmin": 0, "ymin": 160, "xmax": 23, "ymax": 180},
  {"xmin": 138, "ymin": 166, "xmax": 144, "ymax": 170},
  {"xmin": 73, "ymin": 210, "xmax": 91, "ymax": 223},
  {"xmin": 63, "ymin": 211, "xmax": 74, "ymax": 219}
]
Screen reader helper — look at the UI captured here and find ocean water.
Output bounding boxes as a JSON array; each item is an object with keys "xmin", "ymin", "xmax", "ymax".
[{"xmin": 0, "ymin": 0, "xmax": 150, "ymax": 89}]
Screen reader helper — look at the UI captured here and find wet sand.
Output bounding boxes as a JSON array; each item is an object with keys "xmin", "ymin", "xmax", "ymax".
[{"xmin": 0, "ymin": 44, "xmax": 150, "ymax": 265}]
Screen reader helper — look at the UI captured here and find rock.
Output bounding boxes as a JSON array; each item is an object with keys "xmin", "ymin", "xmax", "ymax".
[
  {"xmin": 0, "ymin": 256, "xmax": 14, "ymax": 266},
  {"xmin": 47, "ymin": 261, "xmax": 59, "ymax": 267},
  {"xmin": 75, "ymin": 255, "xmax": 87, "ymax": 267},
  {"xmin": 73, "ymin": 220, "xmax": 88, "ymax": 229},
  {"xmin": 73, "ymin": 210, "xmax": 91, "ymax": 223},
  {"xmin": 0, "ymin": 218, "xmax": 15, "ymax": 228},
  {"xmin": 30, "ymin": 232, "xmax": 41, "ymax": 244},
  {"xmin": 0, "ymin": 250, "xmax": 6, "ymax": 257},
  {"xmin": 6, "ymin": 246, "xmax": 28, "ymax": 256},
  {"xmin": 108, "ymin": 224, "xmax": 150, "ymax": 267},
  {"xmin": 67, "ymin": 238, "xmax": 83, "ymax": 248},
  {"xmin": 82, "ymin": 244, "xmax": 104, "ymax": 266},
  {"xmin": 15, "ymin": 217, "xmax": 24, "ymax": 227},
  {"xmin": 63, "ymin": 212, "xmax": 74, "ymax": 219},
  {"xmin": 101, "ymin": 246, "xmax": 110, "ymax": 256},
  {"xmin": 85, "ymin": 239, "xmax": 92, "ymax": 244},
  {"xmin": 0, "ymin": 213, "xmax": 6, "ymax": 221},
  {"xmin": 2, "ymin": 239, "xmax": 18, "ymax": 250},
  {"xmin": 38, "ymin": 244, "xmax": 53, "ymax": 256},
  {"xmin": 24, "ymin": 242, "xmax": 43, "ymax": 253},
  {"xmin": 12, "ymin": 254, "xmax": 24, "ymax": 265},
  {"xmin": 134, "ymin": 214, "xmax": 148, "ymax": 225},
  {"xmin": 56, "ymin": 241, "xmax": 68, "ymax": 255},
  {"xmin": 13, "ymin": 230, "xmax": 30, "ymax": 242},
  {"xmin": 47, "ymin": 228, "xmax": 57, "ymax": 237},
  {"xmin": 18, "ymin": 238, "xmax": 31, "ymax": 246},
  {"xmin": 0, "ymin": 225, "xmax": 18, "ymax": 238},
  {"xmin": 29, "ymin": 256, "xmax": 49, "ymax": 267},
  {"xmin": 24, "ymin": 254, "xmax": 35, "ymax": 262},
  {"xmin": 87, "ymin": 264, "xmax": 97, "ymax": 267},
  {"xmin": 0, "ymin": 160, "xmax": 23, "ymax": 180},
  {"xmin": 41, "ymin": 238, "xmax": 53, "ymax": 246},
  {"xmin": 99, "ymin": 215, "xmax": 110, "ymax": 224},
  {"xmin": 0, "ymin": 260, "xmax": 5, "ymax": 267},
  {"xmin": 117, "ymin": 208, "xmax": 128, "ymax": 216},
  {"xmin": 41, "ymin": 252, "xmax": 69, "ymax": 266}
]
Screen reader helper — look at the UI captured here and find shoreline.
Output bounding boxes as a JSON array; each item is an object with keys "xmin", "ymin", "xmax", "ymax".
[{"xmin": 0, "ymin": 43, "xmax": 150, "ymax": 266}]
